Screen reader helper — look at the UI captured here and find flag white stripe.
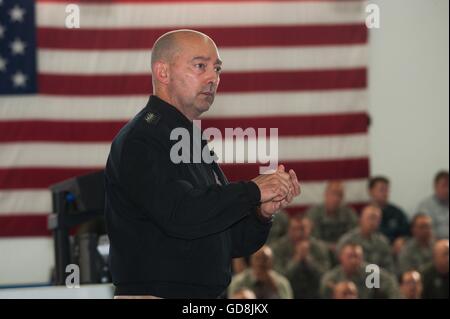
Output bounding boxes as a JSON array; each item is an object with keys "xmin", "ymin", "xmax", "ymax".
[
  {"xmin": 38, "ymin": 45, "xmax": 368, "ymax": 74},
  {"xmin": 0, "ymin": 90, "xmax": 368, "ymax": 120},
  {"xmin": 0, "ymin": 135, "xmax": 368, "ymax": 168},
  {"xmin": 37, "ymin": 1, "xmax": 367, "ymax": 28},
  {"xmin": 0, "ymin": 179, "xmax": 369, "ymax": 214}
]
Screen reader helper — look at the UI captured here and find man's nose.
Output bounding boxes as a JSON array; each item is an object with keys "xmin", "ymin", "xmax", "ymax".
[{"xmin": 205, "ymin": 69, "xmax": 220, "ymax": 87}]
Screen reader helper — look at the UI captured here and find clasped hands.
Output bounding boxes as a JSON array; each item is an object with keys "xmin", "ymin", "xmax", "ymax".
[{"xmin": 252, "ymin": 164, "xmax": 301, "ymax": 219}]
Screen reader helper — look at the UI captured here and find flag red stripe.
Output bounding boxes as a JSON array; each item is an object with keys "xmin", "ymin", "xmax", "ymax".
[
  {"xmin": 37, "ymin": 24, "xmax": 367, "ymax": 49},
  {"xmin": 0, "ymin": 168, "xmax": 100, "ymax": 189},
  {"xmin": 0, "ymin": 215, "xmax": 52, "ymax": 237},
  {"xmin": 0, "ymin": 113, "xmax": 368, "ymax": 142},
  {"xmin": 0, "ymin": 159, "xmax": 368, "ymax": 189},
  {"xmin": 221, "ymin": 158, "xmax": 369, "ymax": 182},
  {"xmin": 38, "ymin": 69, "xmax": 367, "ymax": 95}
]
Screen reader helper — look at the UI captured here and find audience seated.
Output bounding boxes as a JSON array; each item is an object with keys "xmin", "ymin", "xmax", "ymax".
[
  {"xmin": 336, "ymin": 205, "xmax": 395, "ymax": 273},
  {"xmin": 320, "ymin": 243, "xmax": 400, "ymax": 299},
  {"xmin": 397, "ymin": 214, "xmax": 434, "ymax": 275},
  {"xmin": 228, "ymin": 246, "xmax": 293, "ymax": 299},
  {"xmin": 306, "ymin": 181, "xmax": 358, "ymax": 255},
  {"xmin": 271, "ymin": 214, "xmax": 330, "ymax": 298}
]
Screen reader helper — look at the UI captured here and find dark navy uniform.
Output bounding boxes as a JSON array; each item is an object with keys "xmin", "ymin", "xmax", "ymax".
[{"xmin": 104, "ymin": 95, "xmax": 272, "ymax": 298}]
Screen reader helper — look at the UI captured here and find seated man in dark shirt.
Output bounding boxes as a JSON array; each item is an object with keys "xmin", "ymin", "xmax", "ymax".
[{"xmin": 368, "ymin": 176, "xmax": 410, "ymax": 244}]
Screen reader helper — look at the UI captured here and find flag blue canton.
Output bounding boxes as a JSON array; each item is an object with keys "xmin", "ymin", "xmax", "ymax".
[{"xmin": 0, "ymin": 0, "xmax": 37, "ymax": 94}]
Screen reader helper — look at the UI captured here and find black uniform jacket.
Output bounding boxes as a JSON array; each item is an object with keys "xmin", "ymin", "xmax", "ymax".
[{"xmin": 104, "ymin": 95, "xmax": 272, "ymax": 298}]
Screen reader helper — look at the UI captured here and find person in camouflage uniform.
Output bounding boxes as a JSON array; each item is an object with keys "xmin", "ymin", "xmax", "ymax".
[
  {"xmin": 321, "ymin": 243, "xmax": 400, "ymax": 299},
  {"xmin": 228, "ymin": 246, "xmax": 293, "ymax": 299},
  {"xmin": 306, "ymin": 181, "xmax": 358, "ymax": 252},
  {"xmin": 397, "ymin": 214, "xmax": 434, "ymax": 275},
  {"xmin": 271, "ymin": 214, "xmax": 330, "ymax": 298},
  {"xmin": 336, "ymin": 205, "xmax": 395, "ymax": 273},
  {"xmin": 421, "ymin": 239, "xmax": 449, "ymax": 299},
  {"xmin": 266, "ymin": 209, "xmax": 290, "ymax": 246}
]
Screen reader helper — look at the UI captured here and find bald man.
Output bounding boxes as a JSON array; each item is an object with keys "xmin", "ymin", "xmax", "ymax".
[
  {"xmin": 306, "ymin": 181, "xmax": 358, "ymax": 249},
  {"xmin": 336, "ymin": 205, "xmax": 395, "ymax": 273},
  {"xmin": 104, "ymin": 30, "xmax": 301, "ymax": 298}
]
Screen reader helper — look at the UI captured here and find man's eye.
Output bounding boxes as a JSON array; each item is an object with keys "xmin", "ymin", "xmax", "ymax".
[
  {"xmin": 195, "ymin": 63, "xmax": 206, "ymax": 69},
  {"xmin": 214, "ymin": 66, "xmax": 222, "ymax": 73}
]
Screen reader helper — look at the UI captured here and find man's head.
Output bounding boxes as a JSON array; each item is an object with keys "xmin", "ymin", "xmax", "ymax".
[
  {"xmin": 400, "ymin": 271, "xmax": 423, "ymax": 299},
  {"xmin": 151, "ymin": 29, "xmax": 222, "ymax": 120},
  {"xmin": 332, "ymin": 281, "xmax": 359, "ymax": 299},
  {"xmin": 324, "ymin": 181, "xmax": 344, "ymax": 213},
  {"xmin": 287, "ymin": 214, "xmax": 313, "ymax": 243},
  {"xmin": 339, "ymin": 243, "xmax": 364, "ymax": 275},
  {"xmin": 250, "ymin": 245, "xmax": 273, "ymax": 279},
  {"xmin": 359, "ymin": 205, "xmax": 382, "ymax": 235},
  {"xmin": 433, "ymin": 239, "xmax": 449, "ymax": 274},
  {"xmin": 433, "ymin": 171, "xmax": 449, "ymax": 202},
  {"xmin": 229, "ymin": 288, "xmax": 256, "ymax": 299},
  {"xmin": 411, "ymin": 213, "xmax": 433, "ymax": 244},
  {"xmin": 368, "ymin": 176, "xmax": 390, "ymax": 207}
]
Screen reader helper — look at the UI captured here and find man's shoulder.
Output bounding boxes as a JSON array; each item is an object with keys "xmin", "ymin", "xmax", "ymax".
[
  {"xmin": 338, "ymin": 205, "xmax": 357, "ymax": 217},
  {"xmin": 269, "ymin": 270, "xmax": 290, "ymax": 285},
  {"xmin": 306, "ymin": 204, "xmax": 326, "ymax": 218},
  {"xmin": 310, "ymin": 237, "xmax": 329, "ymax": 251},
  {"xmin": 386, "ymin": 203, "xmax": 407, "ymax": 216},
  {"xmin": 417, "ymin": 196, "xmax": 439, "ymax": 212},
  {"xmin": 117, "ymin": 107, "xmax": 173, "ymax": 151},
  {"xmin": 322, "ymin": 265, "xmax": 343, "ymax": 281},
  {"xmin": 271, "ymin": 235, "xmax": 291, "ymax": 253},
  {"xmin": 373, "ymin": 232, "xmax": 391, "ymax": 246},
  {"xmin": 340, "ymin": 227, "xmax": 360, "ymax": 241}
]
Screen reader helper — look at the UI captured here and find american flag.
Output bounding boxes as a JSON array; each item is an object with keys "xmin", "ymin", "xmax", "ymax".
[{"xmin": 0, "ymin": 0, "xmax": 370, "ymax": 237}]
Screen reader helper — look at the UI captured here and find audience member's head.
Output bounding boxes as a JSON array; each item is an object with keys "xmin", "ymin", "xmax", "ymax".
[
  {"xmin": 400, "ymin": 271, "xmax": 423, "ymax": 299},
  {"xmin": 324, "ymin": 181, "xmax": 345, "ymax": 213},
  {"xmin": 368, "ymin": 176, "xmax": 390, "ymax": 207},
  {"xmin": 287, "ymin": 214, "xmax": 313, "ymax": 243},
  {"xmin": 332, "ymin": 281, "xmax": 359, "ymax": 299},
  {"xmin": 250, "ymin": 245, "xmax": 274, "ymax": 280},
  {"xmin": 434, "ymin": 170, "xmax": 449, "ymax": 202},
  {"xmin": 359, "ymin": 204, "xmax": 382, "ymax": 236},
  {"xmin": 433, "ymin": 239, "xmax": 449, "ymax": 275},
  {"xmin": 339, "ymin": 243, "xmax": 364, "ymax": 276},
  {"xmin": 411, "ymin": 213, "xmax": 433, "ymax": 244},
  {"xmin": 229, "ymin": 288, "xmax": 257, "ymax": 299}
]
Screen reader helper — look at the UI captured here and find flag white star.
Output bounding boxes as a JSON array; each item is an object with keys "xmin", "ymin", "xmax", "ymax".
[
  {"xmin": 0, "ymin": 24, "xmax": 5, "ymax": 39},
  {"xmin": 12, "ymin": 71, "xmax": 28, "ymax": 88},
  {"xmin": 9, "ymin": 5, "xmax": 26, "ymax": 23},
  {"xmin": 0, "ymin": 56, "xmax": 7, "ymax": 72},
  {"xmin": 10, "ymin": 38, "xmax": 26, "ymax": 55}
]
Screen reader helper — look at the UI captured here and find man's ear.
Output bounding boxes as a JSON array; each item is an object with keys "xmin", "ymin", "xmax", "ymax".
[{"xmin": 153, "ymin": 61, "xmax": 170, "ymax": 85}]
